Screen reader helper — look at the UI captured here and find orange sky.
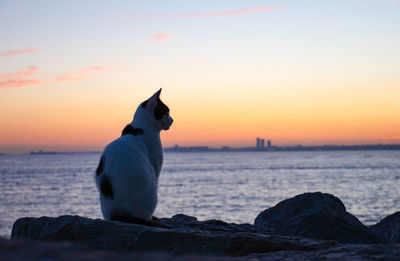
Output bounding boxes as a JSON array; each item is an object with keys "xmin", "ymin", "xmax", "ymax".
[{"xmin": 1, "ymin": 1, "xmax": 399, "ymax": 153}]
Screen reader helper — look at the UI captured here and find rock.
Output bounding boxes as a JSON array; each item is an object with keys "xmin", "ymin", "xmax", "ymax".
[
  {"xmin": 0, "ymin": 238, "xmax": 226, "ymax": 261},
  {"xmin": 241, "ymin": 244, "xmax": 400, "ymax": 261},
  {"xmin": 370, "ymin": 212, "xmax": 400, "ymax": 243},
  {"xmin": 11, "ymin": 215, "xmax": 334, "ymax": 256},
  {"xmin": 254, "ymin": 192, "xmax": 384, "ymax": 244},
  {"xmin": 161, "ymin": 214, "xmax": 275, "ymax": 235},
  {"xmin": 2, "ymin": 238, "xmax": 400, "ymax": 261}
]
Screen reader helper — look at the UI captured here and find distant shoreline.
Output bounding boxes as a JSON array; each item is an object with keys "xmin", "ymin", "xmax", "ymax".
[
  {"xmin": 164, "ymin": 144, "xmax": 400, "ymax": 153},
  {"xmin": 1, "ymin": 144, "xmax": 399, "ymax": 155}
]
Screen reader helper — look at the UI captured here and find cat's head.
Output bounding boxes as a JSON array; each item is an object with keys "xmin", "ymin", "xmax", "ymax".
[{"xmin": 134, "ymin": 89, "xmax": 173, "ymax": 131}]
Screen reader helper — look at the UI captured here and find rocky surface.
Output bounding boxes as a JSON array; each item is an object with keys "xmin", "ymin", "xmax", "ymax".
[
  {"xmin": 11, "ymin": 214, "xmax": 334, "ymax": 256},
  {"xmin": 370, "ymin": 211, "xmax": 400, "ymax": 243},
  {"xmin": 7, "ymin": 192, "xmax": 400, "ymax": 260},
  {"xmin": 254, "ymin": 192, "xmax": 384, "ymax": 243},
  {"xmin": 1, "ymin": 238, "xmax": 400, "ymax": 261}
]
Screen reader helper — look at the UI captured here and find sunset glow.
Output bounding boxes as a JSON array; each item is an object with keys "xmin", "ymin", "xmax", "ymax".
[{"xmin": 0, "ymin": 1, "xmax": 399, "ymax": 153}]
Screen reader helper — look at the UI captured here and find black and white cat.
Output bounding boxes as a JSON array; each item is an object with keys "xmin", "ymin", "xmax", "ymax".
[{"xmin": 95, "ymin": 89, "xmax": 173, "ymax": 226}]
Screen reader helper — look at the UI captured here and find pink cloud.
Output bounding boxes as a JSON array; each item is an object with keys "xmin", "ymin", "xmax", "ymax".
[
  {"xmin": 0, "ymin": 79, "xmax": 42, "ymax": 88},
  {"xmin": 147, "ymin": 7, "xmax": 278, "ymax": 19},
  {"xmin": 74, "ymin": 66, "xmax": 109, "ymax": 72},
  {"xmin": 0, "ymin": 48, "xmax": 39, "ymax": 57},
  {"xmin": 0, "ymin": 65, "xmax": 111, "ymax": 89},
  {"xmin": 51, "ymin": 66, "xmax": 111, "ymax": 83},
  {"xmin": 152, "ymin": 33, "xmax": 172, "ymax": 42},
  {"xmin": 0, "ymin": 66, "xmax": 37, "ymax": 79}
]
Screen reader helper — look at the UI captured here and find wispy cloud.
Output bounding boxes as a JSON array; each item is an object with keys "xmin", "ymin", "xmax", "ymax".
[
  {"xmin": 152, "ymin": 33, "xmax": 172, "ymax": 42},
  {"xmin": 153, "ymin": 7, "xmax": 278, "ymax": 19},
  {"xmin": 0, "ymin": 66, "xmax": 37, "ymax": 79},
  {"xmin": 0, "ymin": 48, "xmax": 39, "ymax": 57},
  {"xmin": 115, "ymin": 6, "xmax": 278, "ymax": 20},
  {"xmin": 0, "ymin": 66, "xmax": 111, "ymax": 89},
  {"xmin": 0, "ymin": 66, "xmax": 40, "ymax": 88},
  {"xmin": 80, "ymin": 66, "xmax": 109, "ymax": 72}
]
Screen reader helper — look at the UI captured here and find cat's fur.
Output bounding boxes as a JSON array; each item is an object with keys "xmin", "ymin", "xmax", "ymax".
[{"xmin": 95, "ymin": 89, "xmax": 173, "ymax": 224}]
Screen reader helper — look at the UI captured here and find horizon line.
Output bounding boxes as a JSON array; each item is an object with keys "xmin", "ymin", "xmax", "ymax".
[{"xmin": 2, "ymin": 143, "xmax": 400, "ymax": 155}]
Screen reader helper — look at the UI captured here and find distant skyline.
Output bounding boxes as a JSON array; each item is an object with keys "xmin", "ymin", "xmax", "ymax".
[{"xmin": 1, "ymin": 1, "xmax": 399, "ymax": 153}]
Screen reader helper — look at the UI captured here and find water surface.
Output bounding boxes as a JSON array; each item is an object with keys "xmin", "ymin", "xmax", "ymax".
[{"xmin": 1, "ymin": 150, "xmax": 399, "ymax": 238}]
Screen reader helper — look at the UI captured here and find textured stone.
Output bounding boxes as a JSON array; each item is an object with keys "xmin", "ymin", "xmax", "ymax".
[
  {"xmin": 254, "ymin": 192, "xmax": 384, "ymax": 243},
  {"xmin": 1, "ymin": 238, "xmax": 400, "ymax": 261},
  {"xmin": 370, "ymin": 211, "xmax": 400, "ymax": 243},
  {"xmin": 11, "ymin": 215, "xmax": 333, "ymax": 256},
  {"xmin": 9, "ymin": 192, "xmax": 400, "ymax": 260},
  {"xmin": 241, "ymin": 244, "xmax": 400, "ymax": 261}
]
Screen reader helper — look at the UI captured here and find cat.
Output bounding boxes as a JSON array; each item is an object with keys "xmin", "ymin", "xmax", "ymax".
[{"xmin": 95, "ymin": 89, "xmax": 173, "ymax": 227}]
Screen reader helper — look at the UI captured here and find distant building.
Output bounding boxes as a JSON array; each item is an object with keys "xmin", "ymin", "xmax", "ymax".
[
  {"xmin": 256, "ymin": 138, "xmax": 267, "ymax": 149},
  {"xmin": 267, "ymin": 140, "xmax": 271, "ymax": 148}
]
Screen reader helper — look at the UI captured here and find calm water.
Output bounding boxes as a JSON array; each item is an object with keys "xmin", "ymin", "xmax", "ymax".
[{"xmin": 1, "ymin": 151, "xmax": 399, "ymax": 238}]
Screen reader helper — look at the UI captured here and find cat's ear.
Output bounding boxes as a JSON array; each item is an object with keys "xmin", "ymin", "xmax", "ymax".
[
  {"xmin": 147, "ymin": 88, "xmax": 162, "ymax": 109},
  {"xmin": 154, "ymin": 88, "xmax": 162, "ymax": 99}
]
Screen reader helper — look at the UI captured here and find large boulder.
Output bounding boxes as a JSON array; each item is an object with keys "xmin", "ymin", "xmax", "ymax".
[
  {"xmin": 11, "ymin": 215, "xmax": 333, "ymax": 256},
  {"xmin": 370, "ymin": 212, "xmax": 400, "ymax": 243},
  {"xmin": 254, "ymin": 192, "xmax": 384, "ymax": 244}
]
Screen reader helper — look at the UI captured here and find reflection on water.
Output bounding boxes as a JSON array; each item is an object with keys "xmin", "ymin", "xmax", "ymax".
[{"xmin": 0, "ymin": 150, "xmax": 399, "ymax": 238}]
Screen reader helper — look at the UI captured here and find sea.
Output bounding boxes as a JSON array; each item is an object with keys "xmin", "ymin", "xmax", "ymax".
[{"xmin": 1, "ymin": 150, "xmax": 399, "ymax": 238}]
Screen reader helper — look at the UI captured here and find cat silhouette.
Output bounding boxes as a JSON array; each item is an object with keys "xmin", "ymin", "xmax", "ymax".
[{"xmin": 95, "ymin": 89, "xmax": 173, "ymax": 227}]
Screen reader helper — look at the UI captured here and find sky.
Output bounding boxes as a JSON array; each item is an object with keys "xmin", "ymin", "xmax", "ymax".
[{"xmin": 0, "ymin": 0, "xmax": 399, "ymax": 153}]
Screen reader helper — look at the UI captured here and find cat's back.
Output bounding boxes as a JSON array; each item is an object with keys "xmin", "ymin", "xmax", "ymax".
[
  {"xmin": 101, "ymin": 135, "xmax": 151, "ymax": 177},
  {"xmin": 105, "ymin": 134, "xmax": 144, "ymax": 156}
]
